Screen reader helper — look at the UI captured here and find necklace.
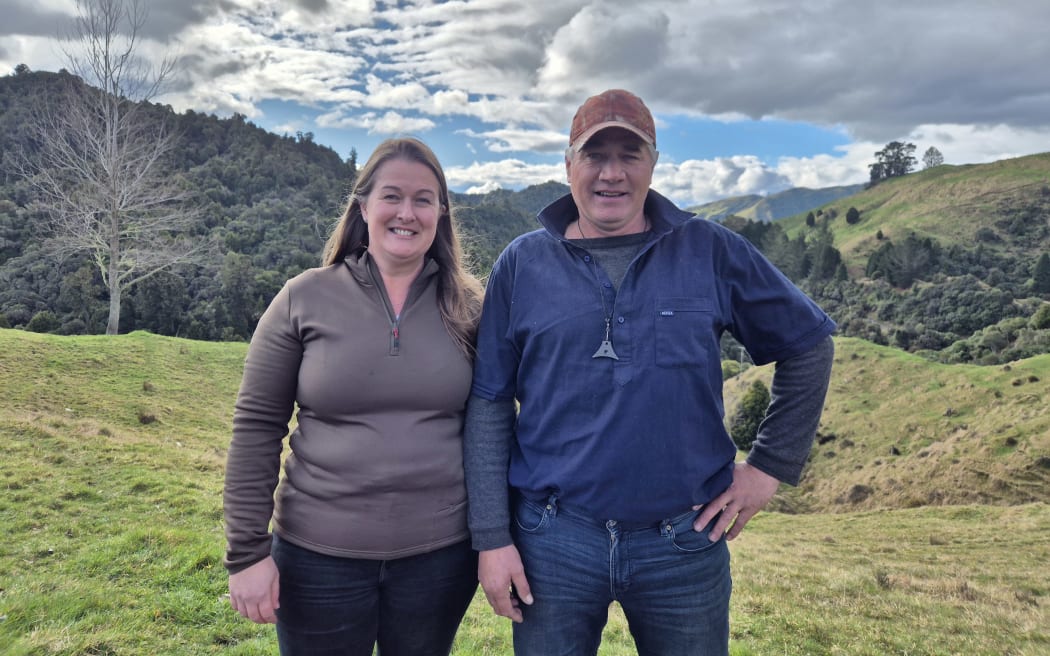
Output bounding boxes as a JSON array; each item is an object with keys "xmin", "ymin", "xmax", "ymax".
[
  {"xmin": 575, "ymin": 217, "xmax": 652, "ymax": 360},
  {"xmin": 576, "ymin": 219, "xmax": 619, "ymax": 360}
]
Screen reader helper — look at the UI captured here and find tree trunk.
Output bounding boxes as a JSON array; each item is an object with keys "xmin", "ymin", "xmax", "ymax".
[
  {"xmin": 106, "ymin": 226, "xmax": 120, "ymax": 334},
  {"xmin": 106, "ymin": 276, "xmax": 121, "ymax": 335}
]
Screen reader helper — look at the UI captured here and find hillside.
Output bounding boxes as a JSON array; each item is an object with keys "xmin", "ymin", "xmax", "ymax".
[
  {"xmin": 2, "ymin": 327, "xmax": 1045, "ymax": 519},
  {"xmin": 724, "ymin": 337, "xmax": 1050, "ymax": 514},
  {"xmin": 779, "ymin": 153, "xmax": 1050, "ymax": 273},
  {"xmin": 715, "ymin": 153, "xmax": 1050, "ymax": 364},
  {"xmin": 1, "ymin": 329, "xmax": 1047, "ymax": 654},
  {"xmin": 0, "ymin": 70, "xmax": 552, "ymax": 338},
  {"xmin": 689, "ymin": 183, "xmax": 864, "ymax": 222},
  {"xmin": 3, "ymin": 69, "xmax": 1049, "ymax": 367}
]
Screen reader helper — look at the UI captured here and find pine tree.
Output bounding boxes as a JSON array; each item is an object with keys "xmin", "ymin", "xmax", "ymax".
[{"xmin": 1034, "ymin": 252, "xmax": 1050, "ymax": 294}]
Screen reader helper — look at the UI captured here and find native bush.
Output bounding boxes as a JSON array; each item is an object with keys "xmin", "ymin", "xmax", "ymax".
[{"xmin": 730, "ymin": 379, "xmax": 770, "ymax": 451}]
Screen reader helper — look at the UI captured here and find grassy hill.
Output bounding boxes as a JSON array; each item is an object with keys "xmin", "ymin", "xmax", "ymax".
[
  {"xmin": 778, "ymin": 152, "xmax": 1050, "ymax": 274},
  {"xmin": 725, "ymin": 337, "xmax": 1050, "ymax": 514},
  {"xmin": 689, "ymin": 184, "xmax": 865, "ymax": 223},
  {"xmin": 1, "ymin": 329, "xmax": 1047, "ymax": 654},
  {"xmin": 689, "ymin": 194, "xmax": 765, "ymax": 221}
]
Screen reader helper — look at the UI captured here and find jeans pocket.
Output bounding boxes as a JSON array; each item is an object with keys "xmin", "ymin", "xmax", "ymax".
[
  {"xmin": 513, "ymin": 497, "xmax": 553, "ymax": 534},
  {"xmin": 664, "ymin": 510, "xmax": 722, "ymax": 554}
]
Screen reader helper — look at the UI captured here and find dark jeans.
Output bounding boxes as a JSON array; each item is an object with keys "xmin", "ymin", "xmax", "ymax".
[
  {"xmin": 271, "ymin": 534, "xmax": 477, "ymax": 656},
  {"xmin": 512, "ymin": 495, "xmax": 731, "ymax": 656}
]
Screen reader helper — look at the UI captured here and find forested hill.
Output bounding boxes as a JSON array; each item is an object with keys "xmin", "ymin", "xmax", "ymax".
[
  {"xmin": 2, "ymin": 69, "xmax": 1049, "ymax": 367},
  {"xmin": 0, "ymin": 70, "xmax": 560, "ymax": 340}
]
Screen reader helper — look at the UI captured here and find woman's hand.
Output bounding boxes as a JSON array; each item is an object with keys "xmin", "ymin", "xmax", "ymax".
[{"xmin": 228, "ymin": 555, "xmax": 281, "ymax": 624}]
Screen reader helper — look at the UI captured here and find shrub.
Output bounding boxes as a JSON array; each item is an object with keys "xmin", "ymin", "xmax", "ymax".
[
  {"xmin": 1031, "ymin": 303, "xmax": 1050, "ymax": 330},
  {"xmin": 27, "ymin": 311, "xmax": 60, "ymax": 333},
  {"xmin": 730, "ymin": 379, "xmax": 770, "ymax": 451},
  {"xmin": 721, "ymin": 360, "xmax": 747, "ymax": 380}
]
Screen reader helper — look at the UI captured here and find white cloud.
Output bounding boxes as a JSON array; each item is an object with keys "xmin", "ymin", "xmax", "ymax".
[
  {"xmin": 654, "ymin": 156, "xmax": 791, "ymax": 206},
  {"xmin": 464, "ymin": 180, "xmax": 504, "ymax": 195},
  {"xmin": 5, "ymin": 0, "xmax": 1050, "ymax": 207},
  {"xmin": 320, "ymin": 110, "xmax": 435, "ymax": 135},
  {"xmin": 458, "ymin": 127, "xmax": 567, "ymax": 154},
  {"xmin": 446, "ymin": 159, "xmax": 565, "ymax": 191}
]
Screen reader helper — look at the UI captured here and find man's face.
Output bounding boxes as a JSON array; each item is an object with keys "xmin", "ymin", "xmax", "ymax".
[{"xmin": 566, "ymin": 127, "xmax": 656, "ymax": 236}]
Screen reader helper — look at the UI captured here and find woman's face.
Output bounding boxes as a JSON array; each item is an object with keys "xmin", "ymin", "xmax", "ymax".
[{"xmin": 361, "ymin": 158, "xmax": 442, "ymax": 274}]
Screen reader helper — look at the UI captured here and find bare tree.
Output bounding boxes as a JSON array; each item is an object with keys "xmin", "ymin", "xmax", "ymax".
[
  {"xmin": 922, "ymin": 146, "xmax": 944, "ymax": 169},
  {"xmin": 16, "ymin": 0, "xmax": 201, "ymax": 334}
]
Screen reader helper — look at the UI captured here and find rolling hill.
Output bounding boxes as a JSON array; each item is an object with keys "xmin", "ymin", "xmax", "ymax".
[
  {"xmin": 724, "ymin": 337, "xmax": 1050, "ymax": 514},
  {"xmin": 689, "ymin": 183, "xmax": 865, "ymax": 222},
  {"xmin": 778, "ymin": 152, "xmax": 1050, "ymax": 274}
]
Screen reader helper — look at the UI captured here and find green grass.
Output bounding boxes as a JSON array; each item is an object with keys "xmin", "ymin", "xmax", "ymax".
[
  {"xmin": 1, "ymin": 328, "xmax": 1048, "ymax": 654},
  {"xmin": 726, "ymin": 337, "xmax": 1050, "ymax": 513}
]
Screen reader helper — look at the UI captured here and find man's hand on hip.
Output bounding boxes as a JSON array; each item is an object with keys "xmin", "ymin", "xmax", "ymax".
[
  {"xmin": 479, "ymin": 544, "xmax": 533, "ymax": 623},
  {"xmin": 693, "ymin": 462, "xmax": 780, "ymax": 541}
]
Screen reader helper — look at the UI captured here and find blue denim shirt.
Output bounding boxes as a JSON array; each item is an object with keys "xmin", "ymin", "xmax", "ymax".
[{"xmin": 471, "ymin": 190, "xmax": 836, "ymax": 522}]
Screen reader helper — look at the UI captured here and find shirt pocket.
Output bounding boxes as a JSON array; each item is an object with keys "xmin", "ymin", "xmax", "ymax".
[{"xmin": 654, "ymin": 297, "xmax": 714, "ymax": 367}]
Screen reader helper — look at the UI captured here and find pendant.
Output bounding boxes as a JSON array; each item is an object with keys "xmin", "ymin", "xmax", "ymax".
[
  {"xmin": 592, "ymin": 317, "xmax": 619, "ymax": 359},
  {"xmin": 592, "ymin": 340, "xmax": 619, "ymax": 360}
]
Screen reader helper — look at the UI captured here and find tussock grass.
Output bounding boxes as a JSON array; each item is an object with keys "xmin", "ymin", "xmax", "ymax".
[{"xmin": 1, "ymin": 328, "xmax": 1048, "ymax": 654}]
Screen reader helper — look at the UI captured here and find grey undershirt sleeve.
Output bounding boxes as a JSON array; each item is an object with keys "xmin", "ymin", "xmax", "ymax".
[
  {"xmin": 463, "ymin": 393, "xmax": 517, "ymax": 551},
  {"xmin": 746, "ymin": 334, "xmax": 835, "ymax": 485}
]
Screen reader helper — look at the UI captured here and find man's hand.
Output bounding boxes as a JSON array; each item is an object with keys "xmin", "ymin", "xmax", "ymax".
[
  {"xmin": 228, "ymin": 556, "xmax": 280, "ymax": 624},
  {"xmin": 693, "ymin": 462, "xmax": 780, "ymax": 542},
  {"xmin": 478, "ymin": 544, "xmax": 533, "ymax": 623}
]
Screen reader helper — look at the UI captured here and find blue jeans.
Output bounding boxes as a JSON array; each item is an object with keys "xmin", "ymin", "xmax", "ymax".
[
  {"xmin": 512, "ymin": 495, "xmax": 731, "ymax": 656},
  {"xmin": 271, "ymin": 534, "xmax": 477, "ymax": 656}
]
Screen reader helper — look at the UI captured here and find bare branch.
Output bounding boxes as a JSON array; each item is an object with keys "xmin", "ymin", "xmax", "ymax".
[{"xmin": 17, "ymin": 0, "xmax": 196, "ymax": 334}]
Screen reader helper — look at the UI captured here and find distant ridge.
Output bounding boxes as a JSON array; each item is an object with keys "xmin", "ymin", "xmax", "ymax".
[{"xmin": 690, "ymin": 183, "xmax": 866, "ymax": 222}]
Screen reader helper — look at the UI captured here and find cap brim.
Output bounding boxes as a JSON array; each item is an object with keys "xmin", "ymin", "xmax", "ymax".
[{"xmin": 571, "ymin": 121, "xmax": 655, "ymax": 151}]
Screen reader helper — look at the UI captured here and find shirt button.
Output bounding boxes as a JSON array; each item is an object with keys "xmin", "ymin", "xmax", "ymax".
[
  {"xmin": 617, "ymin": 316, "xmax": 625, "ymax": 323},
  {"xmin": 584, "ymin": 255, "xmax": 591, "ymax": 262},
  {"xmin": 603, "ymin": 282, "xmax": 612, "ymax": 288}
]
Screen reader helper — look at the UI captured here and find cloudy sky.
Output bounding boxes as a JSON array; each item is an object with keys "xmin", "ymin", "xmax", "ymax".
[{"xmin": 3, "ymin": 0, "xmax": 1049, "ymax": 206}]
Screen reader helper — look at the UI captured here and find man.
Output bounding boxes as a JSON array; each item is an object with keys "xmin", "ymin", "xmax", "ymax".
[{"xmin": 464, "ymin": 89, "xmax": 835, "ymax": 656}]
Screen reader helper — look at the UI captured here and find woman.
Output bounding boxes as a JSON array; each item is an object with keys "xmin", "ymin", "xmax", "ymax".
[{"xmin": 223, "ymin": 137, "xmax": 483, "ymax": 656}]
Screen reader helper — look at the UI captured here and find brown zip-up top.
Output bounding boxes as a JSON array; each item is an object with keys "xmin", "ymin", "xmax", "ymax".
[{"xmin": 223, "ymin": 251, "xmax": 473, "ymax": 573}]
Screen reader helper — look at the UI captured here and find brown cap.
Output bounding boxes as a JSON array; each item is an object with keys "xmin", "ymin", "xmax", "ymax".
[{"xmin": 569, "ymin": 89, "xmax": 656, "ymax": 151}]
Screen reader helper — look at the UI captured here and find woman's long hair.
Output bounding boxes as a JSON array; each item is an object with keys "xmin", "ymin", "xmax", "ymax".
[{"xmin": 322, "ymin": 137, "xmax": 483, "ymax": 359}]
